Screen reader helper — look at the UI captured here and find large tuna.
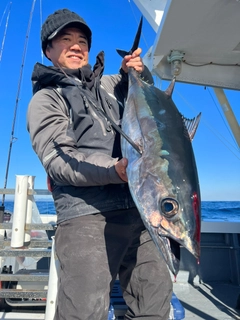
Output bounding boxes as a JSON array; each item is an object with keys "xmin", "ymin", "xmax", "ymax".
[{"xmin": 118, "ymin": 18, "xmax": 201, "ymax": 276}]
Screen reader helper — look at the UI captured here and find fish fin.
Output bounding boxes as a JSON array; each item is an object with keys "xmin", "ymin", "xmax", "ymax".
[
  {"xmin": 116, "ymin": 16, "xmax": 143, "ymax": 58},
  {"xmin": 165, "ymin": 77, "xmax": 176, "ymax": 98},
  {"xmin": 116, "ymin": 49, "xmax": 129, "ymax": 58},
  {"xmin": 182, "ymin": 112, "xmax": 201, "ymax": 141},
  {"xmin": 165, "ymin": 78, "xmax": 201, "ymax": 140},
  {"xmin": 160, "ymin": 150, "xmax": 169, "ymax": 156}
]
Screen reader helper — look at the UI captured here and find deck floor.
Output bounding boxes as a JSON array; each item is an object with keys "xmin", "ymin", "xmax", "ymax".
[
  {"xmin": 0, "ymin": 280, "xmax": 239, "ymax": 319},
  {"xmin": 173, "ymin": 279, "xmax": 240, "ymax": 319},
  {"xmin": 0, "ymin": 313, "xmax": 44, "ymax": 319}
]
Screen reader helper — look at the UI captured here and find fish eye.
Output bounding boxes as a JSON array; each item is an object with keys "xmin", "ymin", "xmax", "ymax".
[{"xmin": 161, "ymin": 198, "xmax": 179, "ymax": 217}]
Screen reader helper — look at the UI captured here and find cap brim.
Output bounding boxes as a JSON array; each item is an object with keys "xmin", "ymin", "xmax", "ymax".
[{"xmin": 48, "ymin": 20, "xmax": 91, "ymax": 40}]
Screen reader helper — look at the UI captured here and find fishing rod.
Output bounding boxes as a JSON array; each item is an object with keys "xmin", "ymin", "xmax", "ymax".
[{"xmin": 1, "ymin": 0, "xmax": 36, "ymax": 209}]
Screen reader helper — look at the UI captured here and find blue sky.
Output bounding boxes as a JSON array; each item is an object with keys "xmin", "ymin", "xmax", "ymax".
[{"xmin": 0, "ymin": 0, "xmax": 239, "ymax": 201}]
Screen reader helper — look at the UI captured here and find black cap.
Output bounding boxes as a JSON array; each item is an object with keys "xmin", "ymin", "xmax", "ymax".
[{"xmin": 41, "ymin": 8, "xmax": 92, "ymax": 57}]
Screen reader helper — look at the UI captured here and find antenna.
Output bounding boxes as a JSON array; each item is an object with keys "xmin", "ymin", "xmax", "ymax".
[{"xmin": 1, "ymin": 0, "xmax": 37, "ymax": 209}]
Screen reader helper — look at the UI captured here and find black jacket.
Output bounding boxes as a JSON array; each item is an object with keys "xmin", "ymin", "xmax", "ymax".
[{"xmin": 27, "ymin": 52, "xmax": 154, "ymax": 223}]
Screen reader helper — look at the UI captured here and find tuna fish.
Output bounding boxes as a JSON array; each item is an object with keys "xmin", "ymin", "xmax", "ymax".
[{"xmin": 117, "ymin": 18, "xmax": 201, "ymax": 276}]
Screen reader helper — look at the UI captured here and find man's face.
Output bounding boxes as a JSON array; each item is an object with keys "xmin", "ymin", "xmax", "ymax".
[{"xmin": 46, "ymin": 27, "xmax": 89, "ymax": 69}]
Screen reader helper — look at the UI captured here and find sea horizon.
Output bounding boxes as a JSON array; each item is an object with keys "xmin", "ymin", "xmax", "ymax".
[{"xmin": 2, "ymin": 199, "xmax": 240, "ymax": 222}]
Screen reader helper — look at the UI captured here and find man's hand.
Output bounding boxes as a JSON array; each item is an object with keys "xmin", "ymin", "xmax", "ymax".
[
  {"xmin": 121, "ymin": 48, "xmax": 144, "ymax": 73},
  {"xmin": 115, "ymin": 158, "xmax": 128, "ymax": 182}
]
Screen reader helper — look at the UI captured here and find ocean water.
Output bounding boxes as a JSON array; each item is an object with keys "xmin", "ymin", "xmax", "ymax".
[
  {"xmin": 2, "ymin": 200, "xmax": 240, "ymax": 222},
  {"xmin": 201, "ymin": 201, "xmax": 240, "ymax": 222}
]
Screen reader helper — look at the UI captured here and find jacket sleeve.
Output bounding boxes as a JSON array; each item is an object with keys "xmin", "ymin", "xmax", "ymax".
[{"xmin": 27, "ymin": 88, "xmax": 124, "ymax": 187}]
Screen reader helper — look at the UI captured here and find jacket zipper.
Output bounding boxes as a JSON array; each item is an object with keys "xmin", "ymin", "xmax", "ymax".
[
  {"xmin": 82, "ymin": 95, "xmax": 107, "ymax": 136},
  {"xmin": 105, "ymin": 97, "xmax": 120, "ymax": 125}
]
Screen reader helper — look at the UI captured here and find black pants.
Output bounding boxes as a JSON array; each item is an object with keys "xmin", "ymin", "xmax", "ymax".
[{"xmin": 54, "ymin": 208, "xmax": 172, "ymax": 320}]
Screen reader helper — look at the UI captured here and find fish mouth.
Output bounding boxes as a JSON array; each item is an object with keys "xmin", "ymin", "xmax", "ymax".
[
  {"xmin": 149, "ymin": 219, "xmax": 200, "ymax": 276},
  {"xmin": 152, "ymin": 228, "xmax": 181, "ymax": 275}
]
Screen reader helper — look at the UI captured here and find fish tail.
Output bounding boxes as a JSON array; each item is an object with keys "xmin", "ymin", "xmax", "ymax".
[{"xmin": 116, "ymin": 16, "xmax": 143, "ymax": 57}]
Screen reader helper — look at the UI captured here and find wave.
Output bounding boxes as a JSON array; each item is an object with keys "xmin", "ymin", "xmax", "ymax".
[{"xmin": 201, "ymin": 201, "xmax": 240, "ymax": 222}]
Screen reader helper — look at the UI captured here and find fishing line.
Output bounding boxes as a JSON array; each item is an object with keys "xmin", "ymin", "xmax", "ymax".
[
  {"xmin": 0, "ymin": 2, "xmax": 11, "ymax": 64},
  {"xmin": 1, "ymin": 0, "xmax": 37, "ymax": 207},
  {"xmin": 175, "ymin": 87, "xmax": 240, "ymax": 160},
  {"xmin": 127, "ymin": 0, "xmax": 150, "ymax": 52},
  {"xmin": 0, "ymin": 2, "xmax": 10, "ymax": 26},
  {"xmin": 206, "ymin": 87, "xmax": 239, "ymax": 149},
  {"xmin": 39, "ymin": 0, "xmax": 44, "ymax": 64}
]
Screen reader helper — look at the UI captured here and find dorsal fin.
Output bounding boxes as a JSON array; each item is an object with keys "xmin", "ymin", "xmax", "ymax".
[
  {"xmin": 116, "ymin": 16, "xmax": 143, "ymax": 58},
  {"xmin": 182, "ymin": 113, "xmax": 201, "ymax": 141},
  {"xmin": 165, "ymin": 77, "xmax": 176, "ymax": 98}
]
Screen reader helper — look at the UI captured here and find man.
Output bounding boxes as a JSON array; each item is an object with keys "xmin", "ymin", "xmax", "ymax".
[{"xmin": 27, "ymin": 8, "xmax": 172, "ymax": 320}]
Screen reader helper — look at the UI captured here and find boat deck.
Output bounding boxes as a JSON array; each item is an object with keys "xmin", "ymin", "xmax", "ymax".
[
  {"xmin": 172, "ymin": 274, "xmax": 240, "ymax": 319},
  {"xmin": 0, "ymin": 212, "xmax": 239, "ymax": 319},
  {"xmin": 0, "ymin": 275, "xmax": 239, "ymax": 319}
]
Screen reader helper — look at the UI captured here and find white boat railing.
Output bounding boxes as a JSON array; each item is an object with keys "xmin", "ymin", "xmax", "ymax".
[{"xmin": 0, "ymin": 175, "xmax": 57, "ymax": 320}]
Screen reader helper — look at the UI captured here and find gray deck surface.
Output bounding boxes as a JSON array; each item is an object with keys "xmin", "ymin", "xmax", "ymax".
[
  {"xmin": 173, "ymin": 278, "xmax": 240, "ymax": 319},
  {"xmin": 0, "ymin": 280, "xmax": 239, "ymax": 319}
]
